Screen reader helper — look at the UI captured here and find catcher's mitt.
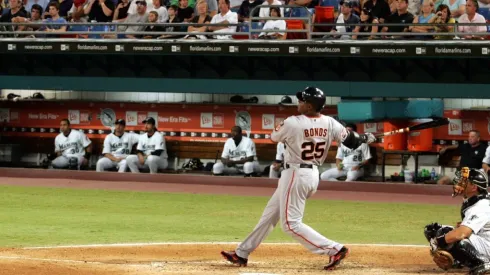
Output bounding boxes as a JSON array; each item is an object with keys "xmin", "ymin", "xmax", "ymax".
[{"xmin": 431, "ymin": 249, "xmax": 454, "ymax": 270}]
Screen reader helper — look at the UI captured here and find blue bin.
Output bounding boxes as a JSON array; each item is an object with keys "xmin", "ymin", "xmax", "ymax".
[
  {"xmin": 384, "ymin": 100, "xmax": 408, "ymax": 119},
  {"xmin": 405, "ymin": 99, "xmax": 444, "ymax": 118},
  {"xmin": 337, "ymin": 101, "xmax": 386, "ymax": 122}
]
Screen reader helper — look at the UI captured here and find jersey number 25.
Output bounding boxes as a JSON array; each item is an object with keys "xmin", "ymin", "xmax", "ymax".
[{"xmin": 301, "ymin": 142, "xmax": 326, "ymax": 161}]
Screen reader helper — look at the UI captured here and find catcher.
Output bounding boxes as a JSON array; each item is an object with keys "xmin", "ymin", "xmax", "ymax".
[{"xmin": 424, "ymin": 167, "xmax": 490, "ymax": 275}]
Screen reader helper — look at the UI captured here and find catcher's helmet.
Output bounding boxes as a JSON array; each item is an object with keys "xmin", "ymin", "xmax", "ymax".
[
  {"xmin": 296, "ymin": 87, "xmax": 326, "ymax": 112},
  {"xmin": 454, "ymin": 168, "xmax": 489, "ymax": 193}
]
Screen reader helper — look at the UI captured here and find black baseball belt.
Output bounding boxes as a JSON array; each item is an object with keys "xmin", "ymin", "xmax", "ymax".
[{"xmin": 285, "ymin": 163, "xmax": 314, "ymax": 169}]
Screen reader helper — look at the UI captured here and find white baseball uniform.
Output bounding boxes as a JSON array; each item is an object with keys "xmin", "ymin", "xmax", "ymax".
[
  {"xmin": 320, "ymin": 143, "xmax": 371, "ymax": 181},
  {"xmin": 269, "ymin": 142, "xmax": 286, "ymax": 179},
  {"xmin": 52, "ymin": 130, "xmax": 92, "ymax": 169},
  {"xmin": 483, "ymin": 146, "xmax": 490, "ymax": 165},
  {"xmin": 126, "ymin": 131, "xmax": 168, "ymax": 174},
  {"xmin": 461, "ymin": 198, "xmax": 490, "ymax": 257},
  {"xmin": 213, "ymin": 136, "xmax": 261, "ymax": 175},
  {"xmin": 96, "ymin": 132, "xmax": 140, "ymax": 173},
  {"xmin": 235, "ymin": 114, "xmax": 349, "ymax": 259}
]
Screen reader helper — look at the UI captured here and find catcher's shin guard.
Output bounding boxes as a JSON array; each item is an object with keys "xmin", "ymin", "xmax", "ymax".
[{"xmin": 449, "ymin": 239, "xmax": 489, "ymax": 270}]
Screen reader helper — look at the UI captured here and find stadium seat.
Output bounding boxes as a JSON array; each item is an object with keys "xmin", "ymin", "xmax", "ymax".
[
  {"xmin": 233, "ymin": 22, "xmax": 263, "ymax": 40},
  {"xmin": 286, "ymin": 20, "xmax": 307, "ymax": 39},
  {"xmin": 314, "ymin": 6, "xmax": 334, "ymax": 32},
  {"xmin": 319, "ymin": 0, "xmax": 338, "ymax": 6}
]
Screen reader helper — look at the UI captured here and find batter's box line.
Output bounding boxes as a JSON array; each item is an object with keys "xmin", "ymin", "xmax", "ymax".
[{"xmin": 22, "ymin": 242, "xmax": 427, "ymax": 250}]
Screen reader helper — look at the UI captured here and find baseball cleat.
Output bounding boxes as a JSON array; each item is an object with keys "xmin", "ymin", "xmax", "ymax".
[
  {"xmin": 221, "ymin": 251, "xmax": 248, "ymax": 267},
  {"xmin": 324, "ymin": 246, "xmax": 349, "ymax": 270}
]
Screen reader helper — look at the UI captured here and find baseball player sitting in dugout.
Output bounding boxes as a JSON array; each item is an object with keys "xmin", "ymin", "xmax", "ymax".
[
  {"xmin": 213, "ymin": 126, "xmax": 261, "ymax": 177},
  {"xmin": 126, "ymin": 117, "xmax": 168, "ymax": 174},
  {"xmin": 96, "ymin": 119, "xmax": 140, "ymax": 173},
  {"xmin": 424, "ymin": 167, "xmax": 490, "ymax": 275},
  {"xmin": 50, "ymin": 118, "xmax": 92, "ymax": 170}
]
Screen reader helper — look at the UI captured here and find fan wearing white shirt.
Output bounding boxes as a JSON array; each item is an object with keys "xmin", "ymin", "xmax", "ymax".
[
  {"xmin": 269, "ymin": 141, "xmax": 285, "ymax": 178},
  {"xmin": 52, "ymin": 118, "xmax": 92, "ymax": 170},
  {"xmin": 258, "ymin": 0, "xmax": 284, "ymax": 18},
  {"xmin": 213, "ymin": 126, "xmax": 261, "ymax": 177},
  {"xmin": 126, "ymin": 117, "xmax": 169, "ymax": 174},
  {"xmin": 258, "ymin": 6, "xmax": 286, "ymax": 39},
  {"xmin": 96, "ymin": 119, "xmax": 140, "ymax": 173},
  {"xmin": 207, "ymin": 0, "xmax": 238, "ymax": 39},
  {"xmin": 149, "ymin": 0, "xmax": 168, "ymax": 22},
  {"xmin": 128, "ymin": 0, "xmax": 154, "ymax": 15},
  {"xmin": 320, "ymin": 124, "xmax": 371, "ymax": 181}
]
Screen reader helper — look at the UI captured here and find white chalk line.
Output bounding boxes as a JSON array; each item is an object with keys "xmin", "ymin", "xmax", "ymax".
[{"xmin": 22, "ymin": 241, "xmax": 427, "ymax": 250}]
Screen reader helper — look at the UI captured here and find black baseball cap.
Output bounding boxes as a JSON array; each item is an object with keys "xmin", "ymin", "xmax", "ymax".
[
  {"xmin": 340, "ymin": 0, "xmax": 353, "ymax": 7},
  {"xmin": 136, "ymin": 0, "xmax": 147, "ymax": 5},
  {"xmin": 142, "ymin": 117, "xmax": 156, "ymax": 125},
  {"xmin": 115, "ymin": 119, "xmax": 126, "ymax": 126}
]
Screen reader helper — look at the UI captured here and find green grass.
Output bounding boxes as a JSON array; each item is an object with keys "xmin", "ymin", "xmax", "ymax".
[{"xmin": 0, "ymin": 185, "xmax": 459, "ymax": 247}]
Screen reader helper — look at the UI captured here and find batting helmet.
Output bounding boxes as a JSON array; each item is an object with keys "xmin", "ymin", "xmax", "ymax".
[{"xmin": 296, "ymin": 87, "xmax": 326, "ymax": 112}]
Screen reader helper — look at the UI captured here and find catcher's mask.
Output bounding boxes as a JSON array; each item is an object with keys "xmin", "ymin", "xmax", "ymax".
[{"xmin": 452, "ymin": 167, "xmax": 489, "ymax": 197}]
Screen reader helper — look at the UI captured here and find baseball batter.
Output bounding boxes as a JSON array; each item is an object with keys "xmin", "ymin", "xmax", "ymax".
[
  {"xmin": 213, "ymin": 126, "xmax": 261, "ymax": 177},
  {"xmin": 221, "ymin": 87, "xmax": 376, "ymax": 270},
  {"xmin": 96, "ymin": 119, "xmax": 140, "ymax": 173},
  {"xmin": 321, "ymin": 123, "xmax": 372, "ymax": 182},
  {"xmin": 269, "ymin": 142, "xmax": 285, "ymax": 178},
  {"xmin": 126, "ymin": 117, "xmax": 168, "ymax": 174},
  {"xmin": 424, "ymin": 168, "xmax": 490, "ymax": 274},
  {"xmin": 52, "ymin": 118, "xmax": 92, "ymax": 170}
]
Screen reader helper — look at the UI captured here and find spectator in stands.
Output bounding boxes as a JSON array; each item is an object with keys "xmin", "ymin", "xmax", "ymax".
[
  {"xmin": 25, "ymin": 0, "xmax": 49, "ymax": 13},
  {"xmin": 118, "ymin": 0, "xmax": 148, "ymax": 38},
  {"xmin": 352, "ymin": 7, "xmax": 379, "ymax": 39},
  {"xmin": 458, "ymin": 0, "xmax": 487, "ymax": 39},
  {"xmin": 149, "ymin": 0, "xmax": 168, "ymax": 21},
  {"xmin": 126, "ymin": 117, "xmax": 169, "ymax": 174},
  {"xmin": 212, "ymin": 126, "xmax": 261, "ymax": 177},
  {"xmin": 438, "ymin": 130, "xmax": 488, "ymax": 185},
  {"xmin": 428, "ymin": 3, "xmax": 455, "ymax": 38},
  {"xmin": 14, "ymin": 3, "xmax": 42, "ymax": 34},
  {"xmin": 257, "ymin": 6, "xmax": 285, "ymax": 38},
  {"xmin": 127, "ymin": 0, "xmax": 153, "ymax": 16},
  {"xmin": 42, "ymin": 0, "xmax": 73, "ymax": 18},
  {"xmin": 112, "ymin": 0, "xmax": 130, "ymax": 21},
  {"xmin": 185, "ymin": 0, "xmax": 212, "ymax": 39},
  {"xmin": 178, "ymin": 0, "xmax": 194, "ymax": 21},
  {"xmin": 194, "ymin": 0, "xmax": 217, "ymax": 16},
  {"xmin": 320, "ymin": 124, "xmax": 372, "ymax": 182},
  {"xmin": 381, "ymin": 0, "xmax": 414, "ymax": 39},
  {"xmin": 441, "ymin": 0, "xmax": 465, "ymax": 18},
  {"xmin": 207, "ymin": 0, "xmax": 238, "ymax": 39},
  {"xmin": 159, "ymin": 5, "xmax": 185, "ymax": 38},
  {"xmin": 269, "ymin": 141, "xmax": 285, "ymax": 178},
  {"xmin": 96, "ymin": 119, "xmax": 140, "ymax": 173},
  {"xmin": 39, "ymin": 1, "xmax": 67, "ymax": 34},
  {"xmin": 51, "ymin": 118, "xmax": 92, "ymax": 170},
  {"xmin": 143, "ymin": 10, "xmax": 165, "ymax": 37},
  {"xmin": 67, "ymin": 0, "xmax": 88, "ymax": 21},
  {"xmin": 362, "ymin": 0, "xmax": 390, "ymax": 22},
  {"xmin": 237, "ymin": 0, "xmax": 263, "ymax": 21},
  {"xmin": 408, "ymin": 0, "xmax": 434, "ymax": 37},
  {"xmin": 329, "ymin": 0, "xmax": 360, "ymax": 39},
  {"xmin": 408, "ymin": 0, "xmax": 420, "ymax": 16},
  {"xmin": 1, "ymin": 0, "xmax": 28, "ymax": 31},
  {"xmin": 84, "ymin": 0, "xmax": 115, "ymax": 22},
  {"xmin": 258, "ymin": 0, "xmax": 283, "ymax": 18}
]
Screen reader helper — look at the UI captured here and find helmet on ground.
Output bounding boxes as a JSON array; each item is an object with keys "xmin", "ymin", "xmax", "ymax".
[{"xmin": 296, "ymin": 87, "xmax": 326, "ymax": 112}]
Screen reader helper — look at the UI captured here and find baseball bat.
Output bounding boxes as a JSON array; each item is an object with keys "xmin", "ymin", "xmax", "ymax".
[{"xmin": 375, "ymin": 118, "xmax": 449, "ymax": 138}]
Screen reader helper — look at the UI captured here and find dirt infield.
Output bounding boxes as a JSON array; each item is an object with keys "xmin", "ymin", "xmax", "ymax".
[
  {"xmin": 0, "ymin": 244, "xmax": 468, "ymax": 275},
  {"xmin": 0, "ymin": 170, "xmax": 464, "ymax": 274}
]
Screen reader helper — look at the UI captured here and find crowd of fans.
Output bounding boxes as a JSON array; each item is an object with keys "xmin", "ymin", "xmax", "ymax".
[{"xmin": 0, "ymin": 0, "xmax": 489, "ymax": 39}]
